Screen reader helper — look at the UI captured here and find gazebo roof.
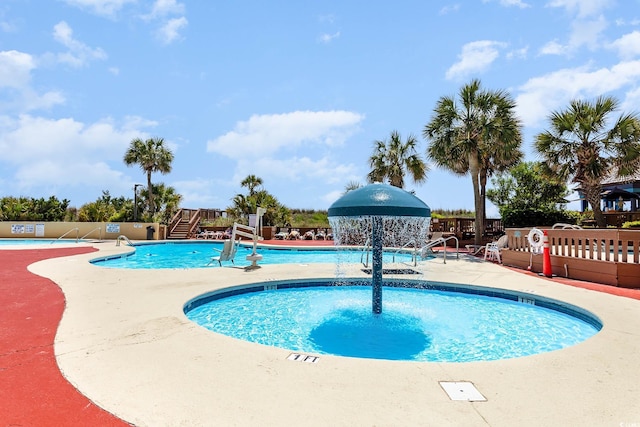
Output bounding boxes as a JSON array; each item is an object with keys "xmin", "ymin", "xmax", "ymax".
[
  {"xmin": 601, "ymin": 187, "xmax": 640, "ymax": 200},
  {"xmin": 600, "ymin": 168, "xmax": 640, "ymax": 185}
]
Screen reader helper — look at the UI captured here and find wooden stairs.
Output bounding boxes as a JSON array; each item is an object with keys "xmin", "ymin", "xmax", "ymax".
[
  {"xmin": 167, "ymin": 208, "xmax": 202, "ymax": 240},
  {"xmin": 167, "ymin": 221, "xmax": 191, "ymax": 239}
]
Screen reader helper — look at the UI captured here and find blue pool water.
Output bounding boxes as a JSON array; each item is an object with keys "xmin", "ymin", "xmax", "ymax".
[
  {"xmin": 91, "ymin": 242, "xmax": 417, "ymax": 269},
  {"xmin": 185, "ymin": 281, "xmax": 601, "ymax": 362}
]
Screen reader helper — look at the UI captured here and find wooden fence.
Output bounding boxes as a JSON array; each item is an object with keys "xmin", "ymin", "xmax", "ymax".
[{"xmin": 502, "ymin": 228, "xmax": 640, "ymax": 288}]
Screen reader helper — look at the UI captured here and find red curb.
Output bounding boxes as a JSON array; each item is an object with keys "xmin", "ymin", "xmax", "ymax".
[{"xmin": 0, "ymin": 248, "xmax": 130, "ymax": 426}]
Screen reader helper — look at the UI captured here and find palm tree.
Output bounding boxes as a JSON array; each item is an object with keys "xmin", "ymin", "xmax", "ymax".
[
  {"xmin": 367, "ymin": 130, "xmax": 429, "ymax": 188},
  {"xmin": 424, "ymin": 79, "xmax": 523, "ymax": 246},
  {"xmin": 123, "ymin": 137, "xmax": 174, "ymax": 216},
  {"xmin": 241, "ymin": 175, "xmax": 263, "ymax": 196},
  {"xmin": 142, "ymin": 183, "xmax": 183, "ymax": 224},
  {"xmin": 535, "ymin": 96, "xmax": 640, "ymax": 228},
  {"xmin": 344, "ymin": 180, "xmax": 363, "ymax": 194}
]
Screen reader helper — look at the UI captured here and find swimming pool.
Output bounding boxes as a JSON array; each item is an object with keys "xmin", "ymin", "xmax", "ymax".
[
  {"xmin": 91, "ymin": 241, "xmax": 419, "ymax": 269},
  {"xmin": 184, "ymin": 279, "xmax": 601, "ymax": 362}
]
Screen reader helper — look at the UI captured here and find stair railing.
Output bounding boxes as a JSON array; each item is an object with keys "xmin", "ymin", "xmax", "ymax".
[
  {"xmin": 186, "ymin": 209, "xmax": 203, "ymax": 238},
  {"xmin": 52, "ymin": 227, "xmax": 79, "ymax": 243},
  {"xmin": 80, "ymin": 227, "xmax": 102, "ymax": 240},
  {"xmin": 168, "ymin": 209, "xmax": 183, "ymax": 235}
]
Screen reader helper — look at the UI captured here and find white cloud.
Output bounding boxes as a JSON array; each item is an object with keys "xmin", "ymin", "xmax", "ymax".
[
  {"xmin": 567, "ymin": 15, "xmax": 608, "ymax": 50},
  {"xmin": 173, "ymin": 178, "xmax": 230, "ymax": 207},
  {"xmin": 506, "ymin": 46, "xmax": 528, "ymax": 59},
  {"xmin": 142, "ymin": 1, "xmax": 188, "ymax": 45},
  {"xmin": 148, "ymin": 0, "xmax": 185, "ymax": 18},
  {"xmin": 516, "ymin": 60, "xmax": 640, "ymax": 127},
  {"xmin": 483, "ymin": 0, "xmax": 530, "ymax": 8},
  {"xmin": 539, "ymin": 16, "xmax": 608, "ymax": 56},
  {"xmin": 0, "ymin": 115, "xmax": 142, "ymax": 163},
  {"xmin": 0, "ymin": 114, "xmax": 157, "ymax": 198},
  {"xmin": 0, "ymin": 50, "xmax": 35, "ymax": 88},
  {"xmin": 0, "ymin": 20, "xmax": 17, "ymax": 32},
  {"xmin": 62, "ymin": 0, "xmax": 135, "ymax": 18},
  {"xmin": 545, "ymin": 0, "xmax": 611, "ymax": 19},
  {"xmin": 445, "ymin": 40, "xmax": 506, "ymax": 80},
  {"xmin": 156, "ymin": 16, "xmax": 188, "ymax": 44},
  {"xmin": 318, "ymin": 31, "xmax": 340, "ymax": 44},
  {"xmin": 207, "ymin": 110, "xmax": 364, "ymax": 160},
  {"xmin": 540, "ymin": 1, "xmax": 611, "ymax": 57},
  {"xmin": 539, "ymin": 40, "xmax": 568, "ymax": 56},
  {"xmin": 620, "ymin": 86, "xmax": 640, "ymax": 112},
  {"xmin": 608, "ymin": 31, "xmax": 640, "ymax": 59},
  {"xmin": 439, "ymin": 4, "xmax": 460, "ymax": 15},
  {"xmin": 206, "ymin": 111, "xmax": 364, "ymax": 204},
  {"xmin": 0, "ymin": 50, "xmax": 65, "ymax": 113},
  {"xmin": 53, "ymin": 21, "xmax": 107, "ymax": 67}
]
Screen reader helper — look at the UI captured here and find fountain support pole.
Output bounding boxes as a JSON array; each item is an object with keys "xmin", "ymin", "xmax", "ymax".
[
  {"xmin": 372, "ymin": 216, "xmax": 383, "ymax": 314},
  {"xmin": 327, "ymin": 183, "xmax": 431, "ymax": 315}
]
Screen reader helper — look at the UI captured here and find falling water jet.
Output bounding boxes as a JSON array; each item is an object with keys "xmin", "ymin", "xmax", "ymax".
[{"xmin": 328, "ymin": 183, "xmax": 431, "ymax": 314}]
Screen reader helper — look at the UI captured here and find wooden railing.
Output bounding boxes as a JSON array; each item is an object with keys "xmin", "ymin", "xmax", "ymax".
[
  {"xmin": 430, "ymin": 218, "xmax": 503, "ymax": 240},
  {"xmin": 168, "ymin": 208, "xmax": 225, "ymax": 238},
  {"xmin": 502, "ymin": 228, "xmax": 640, "ymax": 288}
]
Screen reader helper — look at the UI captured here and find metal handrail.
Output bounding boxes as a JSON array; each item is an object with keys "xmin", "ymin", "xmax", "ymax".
[
  {"xmin": 116, "ymin": 235, "xmax": 134, "ymax": 246},
  {"xmin": 392, "ymin": 239, "xmax": 419, "ymax": 266},
  {"xmin": 80, "ymin": 227, "xmax": 102, "ymax": 240},
  {"xmin": 360, "ymin": 238, "xmax": 371, "ymax": 267},
  {"xmin": 420, "ymin": 235, "xmax": 460, "ymax": 264},
  {"xmin": 52, "ymin": 227, "xmax": 79, "ymax": 243}
]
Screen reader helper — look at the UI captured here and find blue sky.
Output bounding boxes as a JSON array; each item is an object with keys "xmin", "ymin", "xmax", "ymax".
[{"xmin": 1, "ymin": 0, "xmax": 640, "ymax": 216}]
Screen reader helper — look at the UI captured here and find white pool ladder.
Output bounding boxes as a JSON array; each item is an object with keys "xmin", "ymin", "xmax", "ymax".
[{"xmin": 116, "ymin": 235, "xmax": 134, "ymax": 246}]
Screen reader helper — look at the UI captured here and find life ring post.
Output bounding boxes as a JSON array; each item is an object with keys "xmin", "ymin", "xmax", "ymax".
[{"xmin": 542, "ymin": 230, "xmax": 552, "ymax": 278}]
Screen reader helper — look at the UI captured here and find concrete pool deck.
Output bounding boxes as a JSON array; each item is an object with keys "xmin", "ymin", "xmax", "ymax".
[{"xmin": 6, "ymin": 240, "xmax": 640, "ymax": 426}]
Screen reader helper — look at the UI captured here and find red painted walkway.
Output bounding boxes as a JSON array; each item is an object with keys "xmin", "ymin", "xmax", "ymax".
[
  {"xmin": 1, "ymin": 244, "xmax": 638, "ymax": 426},
  {"xmin": 0, "ymin": 248, "xmax": 130, "ymax": 426}
]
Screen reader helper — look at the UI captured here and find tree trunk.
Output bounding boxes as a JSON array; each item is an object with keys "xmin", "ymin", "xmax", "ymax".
[
  {"xmin": 469, "ymin": 154, "xmax": 484, "ymax": 246},
  {"xmin": 583, "ymin": 185, "xmax": 605, "ymax": 228},
  {"xmin": 147, "ymin": 171, "xmax": 154, "ymax": 217}
]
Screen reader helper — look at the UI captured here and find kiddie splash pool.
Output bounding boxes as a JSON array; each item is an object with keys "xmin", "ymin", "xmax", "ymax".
[{"xmin": 184, "ymin": 279, "xmax": 601, "ymax": 363}]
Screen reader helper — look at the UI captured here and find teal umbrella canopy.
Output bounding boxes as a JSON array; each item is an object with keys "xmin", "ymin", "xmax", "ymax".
[{"xmin": 328, "ymin": 183, "xmax": 430, "ymax": 218}]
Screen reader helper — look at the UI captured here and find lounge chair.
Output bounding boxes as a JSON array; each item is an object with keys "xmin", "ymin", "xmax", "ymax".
[
  {"xmin": 275, "ymin": 228, "xmax": 289, "ymax": 240},
  {"xmin": 552, "ymin": 223, "xmax": 582, "ymax": 229},
  {"xmin": 209, "ymin": 239, "xmax": 237, "ymax": 266},
  {"xmin": 288, "ymin": 230, "xmax": 300, "ymax": 240}
]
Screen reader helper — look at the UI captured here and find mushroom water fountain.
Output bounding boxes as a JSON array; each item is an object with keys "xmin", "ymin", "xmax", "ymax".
[{"xmin": 328, "ymin": 183, "xmax": 431, "ymax": 314}]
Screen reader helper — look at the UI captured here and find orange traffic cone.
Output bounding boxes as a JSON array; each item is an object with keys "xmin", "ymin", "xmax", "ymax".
[{"xmin": 542, "ymin": 230, "xmax": 552, "ymax": 278}]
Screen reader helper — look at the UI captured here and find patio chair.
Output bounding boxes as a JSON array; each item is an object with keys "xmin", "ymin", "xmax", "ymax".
[
  {"xmin": 287, "ymin": 229, "xmax": 301, "ymax": 240},
  {"xmin": 274, "ymin": 228, "xmax": 289, "ymax": 240},
  {"xmin": 484, "ymin": 235, "xmax": 508, "ymax": 263}
]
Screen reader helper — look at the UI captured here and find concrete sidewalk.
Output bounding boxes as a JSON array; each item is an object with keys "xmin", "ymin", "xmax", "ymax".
[{"xmin": 24, "ymin": 241, "xmax": 640, "ymax": 426}]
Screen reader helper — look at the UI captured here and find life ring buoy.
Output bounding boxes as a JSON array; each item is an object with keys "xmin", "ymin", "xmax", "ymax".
[{"xmin": 527, "ymin": 228, "xmax": 544, "ymax": 254}]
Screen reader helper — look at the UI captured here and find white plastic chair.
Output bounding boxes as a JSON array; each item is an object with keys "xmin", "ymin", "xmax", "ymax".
[
  {"xmin": 484, "ymin": 235, "xmax": 508, "ymax": 263},
  {"xmin": 484, "ymin": 242, "xmax": 501, "ymax": 263}
]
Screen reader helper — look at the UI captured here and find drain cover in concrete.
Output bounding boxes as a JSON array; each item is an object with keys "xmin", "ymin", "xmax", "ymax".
[{"xmin": 439, "ymin": 381, "xmax": 486, "ymax": 401}]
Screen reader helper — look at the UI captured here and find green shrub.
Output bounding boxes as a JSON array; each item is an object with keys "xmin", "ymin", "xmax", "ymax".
[
  {"xmin": 501, "ymin": 208, "xmax": 575, "ymax": 228},
  {"xmin": 622, "ymin": 220, "xmax": 640, "ymax": 228}
]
